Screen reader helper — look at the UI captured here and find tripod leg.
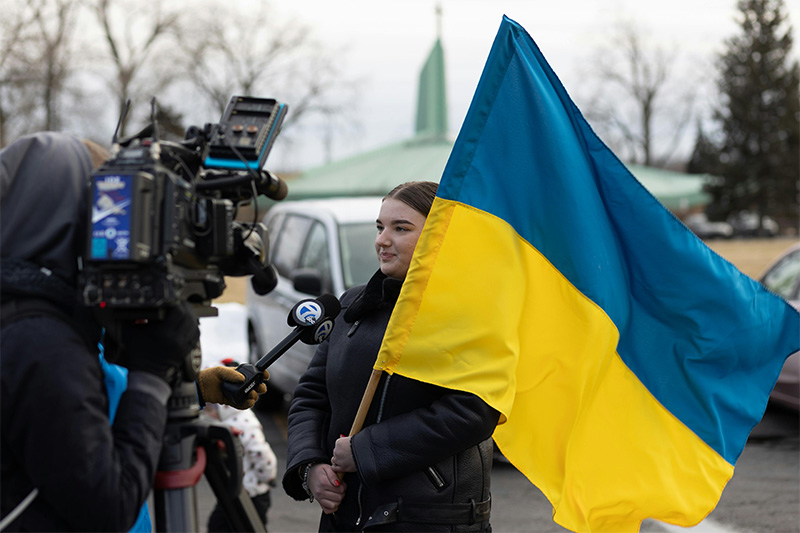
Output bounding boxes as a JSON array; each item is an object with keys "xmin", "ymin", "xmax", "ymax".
[
  {"xmin": 153, "ymin": 380, "xmax": 264, "ymax": 532},
  {"xmin": 153, "ymin": 446, "xmax": 207, "ymax": 532},
  {"xmin": 203, "ymin": 426, "xmax": 266, "ymax": 533},
  {"xmin": 153, "ymin": 485, "xmax": 200, "ymax": 532}
]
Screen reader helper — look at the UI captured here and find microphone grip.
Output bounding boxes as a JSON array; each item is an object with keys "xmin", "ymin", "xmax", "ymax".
[
  {"xmin": 221, "ymin": 329, "xmax": 304, "ymax": 405},
  {"xmin": 220, "ymin": 363, "xmax": 264, "ymax": 406},
  {"xmin": 255, "ymin": 328, "xmax": 304, "ymax": 371}
]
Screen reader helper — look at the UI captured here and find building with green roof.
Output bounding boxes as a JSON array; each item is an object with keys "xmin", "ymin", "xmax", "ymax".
[{"xmin": 285, "ymin": 33, "xmax": 710, "ymax": 214}]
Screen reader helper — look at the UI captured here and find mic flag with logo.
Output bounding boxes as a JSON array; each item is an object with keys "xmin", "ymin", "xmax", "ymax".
[{"xmin": 374, "ymin": 15, "xmax": 800, "ymax": 533}]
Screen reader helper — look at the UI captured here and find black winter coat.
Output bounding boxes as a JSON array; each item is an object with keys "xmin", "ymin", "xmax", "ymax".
[
  {"xmin": 0, "ymin": 132, "xmax": 171, "ymax": 531},
  {"xmin": 283, "ymin": 271, "xmax": 500, "ymax": 532}
]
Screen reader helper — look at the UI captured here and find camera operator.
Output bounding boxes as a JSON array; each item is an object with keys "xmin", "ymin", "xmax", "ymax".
[{"xmin": 0, "ymin": 132, "xmax": 267, "ymax": 531}]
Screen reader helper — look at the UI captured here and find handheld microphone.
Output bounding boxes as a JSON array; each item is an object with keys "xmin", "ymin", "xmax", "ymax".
[{"xmin": 220, "ymin": 293, "xmax": 341, "ymax": 406}]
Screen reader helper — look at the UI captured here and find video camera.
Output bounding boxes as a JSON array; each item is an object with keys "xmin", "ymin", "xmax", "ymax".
[{"xmin": 80, "ymin": 96, "xmax": 289, "ymax": 319}]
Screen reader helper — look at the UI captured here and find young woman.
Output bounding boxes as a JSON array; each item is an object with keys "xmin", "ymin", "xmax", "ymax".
[{"xmin": 283, "ymin": 181, "xmax": 500, "ymax": 532}]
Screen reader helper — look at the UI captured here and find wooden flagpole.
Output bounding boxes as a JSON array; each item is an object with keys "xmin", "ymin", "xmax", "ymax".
[
  {"xmin": 336, "ymin": 368, "xmax": 383, "ymax": 482},
  {"xmin": 348, "ymin": 368, "xmax": 383, "ymax": 436}
]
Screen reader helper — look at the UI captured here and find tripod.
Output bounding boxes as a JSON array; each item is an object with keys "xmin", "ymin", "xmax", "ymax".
[{"xmin": 152, "ymin": 380, "xmax": 267, "ymax": 533}]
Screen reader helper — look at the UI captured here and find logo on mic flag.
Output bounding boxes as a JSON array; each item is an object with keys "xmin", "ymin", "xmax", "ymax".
[
  {"xmin": 313, "ymin": 319, "xmax": 334, "ymax": 343},
  {"xmin": 294, "ymin": 302, "xmax": 323, "ymax": 325}
]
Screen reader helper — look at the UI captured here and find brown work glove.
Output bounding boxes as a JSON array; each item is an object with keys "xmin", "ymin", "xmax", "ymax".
[{"xmin": 197, "ymin": 366, "xmax": 270, "ymax": 410}]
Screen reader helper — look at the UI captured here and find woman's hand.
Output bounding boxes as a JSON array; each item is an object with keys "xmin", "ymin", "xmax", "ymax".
[
  {"xmin": 331, "ymin": 435, "xmax": 356, "ymax": 473},
  {"xmin": 308, "ymin": 464, "xmax": 346, "ymax": 514}
]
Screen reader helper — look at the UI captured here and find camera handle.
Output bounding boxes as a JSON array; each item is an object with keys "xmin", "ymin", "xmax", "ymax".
[{"xmin": 153, "ymin": 381, "xmax": 265, "ymax": 533}]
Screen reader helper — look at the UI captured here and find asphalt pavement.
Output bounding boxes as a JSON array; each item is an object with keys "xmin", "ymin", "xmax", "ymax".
[
  {"xmin": 184, "ymin": 401, "xmax": 798, "ymax": 533},
  {"xmin": 192, "ymin": 406, "xmax": 570, "ymax": 533}
]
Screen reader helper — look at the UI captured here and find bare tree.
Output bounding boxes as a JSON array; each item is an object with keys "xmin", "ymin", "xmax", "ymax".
[
  {"xmin": 91, "ymin": 0, "xmax": 183, "ymax": 137},
  {"xmin": 34, "ymin": 0, "xmax": 78, "ymax": 131},
  {"xmin": 0, "ymin": 5, "xmax": 35, "ymax": 145},
  {"xmin": 0, "ymin": 0, "xmax": 78, "ymax": 145},
  {"xmin": 176, "ymin": 2, "xmax": 358, "ymax": 151},
  {"xmin": 581, "ymin": 21, "xmax": 696, "ymax": 167}
]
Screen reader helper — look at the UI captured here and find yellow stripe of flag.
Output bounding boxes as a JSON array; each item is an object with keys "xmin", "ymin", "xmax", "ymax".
[{"xmin": 378, "ymin": 199, "xmax": 734, "ymax": 532}]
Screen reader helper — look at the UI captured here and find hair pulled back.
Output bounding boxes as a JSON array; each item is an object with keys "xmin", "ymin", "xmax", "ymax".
[{"xmin": 383, "ymin": 181, "xmax": 439, "ymax": 217}]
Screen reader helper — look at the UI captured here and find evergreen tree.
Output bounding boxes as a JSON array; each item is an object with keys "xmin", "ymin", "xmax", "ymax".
[{"xmin": 690, "ymin": 0, "xmax": 799, "ymax": 232}]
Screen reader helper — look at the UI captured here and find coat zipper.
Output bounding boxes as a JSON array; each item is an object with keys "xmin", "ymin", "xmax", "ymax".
[{"xmin": 356, "ymin": 374, "xmax": 392, "ymax": 526}]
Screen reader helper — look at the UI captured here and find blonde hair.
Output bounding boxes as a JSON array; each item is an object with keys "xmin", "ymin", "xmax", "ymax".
[{"xmin": 81, "ymin": 139, "xmax": 111, "ymax": 169}]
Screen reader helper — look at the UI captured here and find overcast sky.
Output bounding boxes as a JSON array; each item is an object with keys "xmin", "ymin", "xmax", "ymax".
[{"xmin": 261, "ymin": 0, "xmax": 800, "ymax": 172}]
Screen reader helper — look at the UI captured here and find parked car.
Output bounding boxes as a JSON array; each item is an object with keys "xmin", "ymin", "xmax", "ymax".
[
  {"xmin": 684, "ymin": 213, "xmax": 733, "ymax": 240},
  {"xmin": 727, "ymin": 210, "xmax": 779, "ymax": 237},
  {"xmin": 246, "ymin": 197, "xmax": 382, "ymax": 405},
  {"xmin": 760, "ymin": 243, "xmax": 800, "ymax": 410}
]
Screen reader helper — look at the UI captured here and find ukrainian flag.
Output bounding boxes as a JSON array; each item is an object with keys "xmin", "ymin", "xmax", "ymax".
[{"xmin": 376, "ymin": 16, "xmax": 800, "ymax": 532}]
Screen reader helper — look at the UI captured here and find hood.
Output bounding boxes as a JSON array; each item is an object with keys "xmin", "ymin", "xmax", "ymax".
[{"xmin": 1, "ymin": 132, "xmax": 92, "ymax": 285}]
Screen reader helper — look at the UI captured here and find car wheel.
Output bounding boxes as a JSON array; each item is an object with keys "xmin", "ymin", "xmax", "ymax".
[{"xmin": 248, "ymin": 324, "xmax": 284, "ymax": 411}]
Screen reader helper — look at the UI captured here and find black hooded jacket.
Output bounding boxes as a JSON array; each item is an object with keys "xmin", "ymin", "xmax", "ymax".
[
  {"xmin": 283, "ymin": 271, "xmax": 500, "ymax": 532},
  {"xmin": 0, "ymin": 133, "xmax": 171, "ymax": 531}
]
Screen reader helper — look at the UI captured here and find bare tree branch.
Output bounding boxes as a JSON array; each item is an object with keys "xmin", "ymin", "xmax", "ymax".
[
  {"xmin": 0, "ymin": 0, "xmax": 80, "ymax": 144},
  {"xmin": 175, "ymin": 1, "xmax": 358, "ymax": 150},
  {"xmin": 581, "ymin": 20, "xmax": 696, "ymax": 167},
  {"xmin": 92, "ymin": 0, "xmax": 182, "ymax": 135}
]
